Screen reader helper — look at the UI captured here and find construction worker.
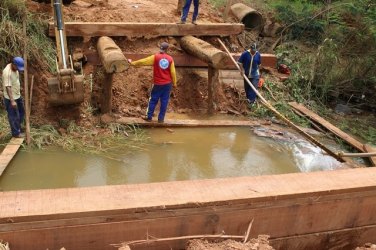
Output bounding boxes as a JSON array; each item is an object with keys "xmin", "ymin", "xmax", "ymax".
[
  {"xmin": 129, "ymin": 42, "xmax": 177, "ymax": 123},
  {"xmin": 2, "ymin": 57, "xmax": 25, "ymax": 138},
  {"xmin": 178, "ymin": 0, "xmax": 199, "ymax": 25},
  {"xmin": 238, "ymin": 43, "xmax": 262, "ymax": 107}
]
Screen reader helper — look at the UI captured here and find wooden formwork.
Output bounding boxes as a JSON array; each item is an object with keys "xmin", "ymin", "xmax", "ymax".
[{"xmin": 0, "ymin": 168, "xmax": 375, "ymax": 249}]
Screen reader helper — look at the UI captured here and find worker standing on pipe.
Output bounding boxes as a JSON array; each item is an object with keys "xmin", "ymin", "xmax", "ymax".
[
  {"xmin": 178, "ymin": 0, "xmax": 199, "ymax": 25},
  {"xmin": 238, "ymin": 43, "xmax": 262, "ymax": 108},
  {"xmin": 2, "ymin": 57, "xmax": 25, "ymax": 138},
  {"xmin": 128, "ymin": 42, "xmax": 177, "ymax": 123}
]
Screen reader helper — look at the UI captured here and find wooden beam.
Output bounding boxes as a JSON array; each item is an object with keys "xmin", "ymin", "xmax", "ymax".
[
  {"xmin": 86, "ymin": 52, "xmax": 277, "ymax": 69},
  {"xmin": 289, "ymin": 102, "xmax": 365, "ymax": 152},
  {"xmin": 100, "ymin": 115, "xmax": 259, "ymax": 127},
  {"xmin": 180, "ymin": 35, "xmax": 229, "ymax": 69},
  {"xmin": 1, "ymin": 168, "xmax": 376, "ymax": 249},
  {"xmin": 208, "ymin": 67, "xmax": 219, "ymax": 114},
  {"xmin": 97, "ymin": 36, "xmax": 129, "ymax": 73},
  {"xmin": 101, "ymin": 73, "xmax": 113, "ymax": 114},
  {"xmin": 0, "ymin": 138, "xmax": 24, "ymax": 176},
  {"xmin": 48, "ymin": 22, "xmax": 245, "ymax": 37}
]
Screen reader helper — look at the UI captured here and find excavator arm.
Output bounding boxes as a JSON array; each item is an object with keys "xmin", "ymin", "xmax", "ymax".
[{"xmin": 47, "ymin": 0, "xmax": 84, "ymax": 105}]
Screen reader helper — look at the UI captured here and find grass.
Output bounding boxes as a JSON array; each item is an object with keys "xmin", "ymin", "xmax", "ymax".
[
  {"xmin": 0, "ymin": 0, "xmax": 55, "ymax": 72},
  {"xmin": 0, "ymin": 112, "xmax": 150, "ymax": 161}
]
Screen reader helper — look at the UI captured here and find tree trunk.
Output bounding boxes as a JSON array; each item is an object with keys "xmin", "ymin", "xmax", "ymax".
[
  {"xmin": 97, "ymin": 36, "xmax": 129, "ymax": 73},
  {"xmin": 180, "ymin": 36, "xmax": 229, "ymax": 69}
]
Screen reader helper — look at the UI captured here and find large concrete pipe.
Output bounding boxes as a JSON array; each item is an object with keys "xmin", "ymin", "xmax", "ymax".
[
  {"xmin": 97, "ymin": 36, "xmax": 129, "ymax": 73},
  {"xmin": 230, "ymin": 3, "xmax": 263, "ymax": 31}
]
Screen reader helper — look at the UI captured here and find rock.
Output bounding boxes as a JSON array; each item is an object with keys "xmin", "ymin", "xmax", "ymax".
[{"xmin": 334, "ymin": 104, "xmax": 352, "ymax": 115}]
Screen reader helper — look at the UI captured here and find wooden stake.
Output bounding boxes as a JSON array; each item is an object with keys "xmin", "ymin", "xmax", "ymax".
[
  {"xmin": 101, "ymin": 73, "xmax": 113, "ymax": 114},
  {"xmin": 208, "ymin": 67, "xmax": 219, "ymax": 114},
  {"xmin": 23, "ymin": 16, "xmax": 31, "ymax": 145},
  {"xmin": 29, "ymin": 75, "xmax": 34, "ymax": 117},
  {"xmin": 217, "ymin": 38, "xmax": 345, "ymax": 163}
]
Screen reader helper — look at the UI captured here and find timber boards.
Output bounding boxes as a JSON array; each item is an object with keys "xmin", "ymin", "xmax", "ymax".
[
  {"xmin": 0, "ymin": 168, "xmax": 376, "ymax": 249},
  {"xmin": 101, "ymin": 116, "xmax": 259, "ymax": 127},
  {"xmin": 289, "ymin": 102, "xmax": 366, "ymax": 152},
  {"xmin": 48, "ymin": 22, "xmax": 244, "ymax": 37},
  {"xmin": 0, "ymin": 138, "xmax": 23, "ymax": 176}
]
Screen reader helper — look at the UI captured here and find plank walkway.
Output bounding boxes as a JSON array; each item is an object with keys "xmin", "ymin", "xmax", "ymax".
[
  {"xmin": 101, "ymin": 116, "xmax": 259, "ymax": 127},
  {"xmin": 0, "ymin": 137, "xmax": 24, "ymax": 176},
  {"xmin": 49, "ymin": 22, "xmax": 244, "ymax": 37}
]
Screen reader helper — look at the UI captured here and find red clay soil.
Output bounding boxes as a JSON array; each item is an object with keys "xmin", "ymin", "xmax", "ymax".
[{"xmin": 25, "ymin": 0, "xmax": 270, "ymax": 129}]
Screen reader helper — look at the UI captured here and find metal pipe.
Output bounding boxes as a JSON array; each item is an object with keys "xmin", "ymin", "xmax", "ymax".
[{"xmin": 54, "ymin": 0, "xmax": 67, "ymax": 69}]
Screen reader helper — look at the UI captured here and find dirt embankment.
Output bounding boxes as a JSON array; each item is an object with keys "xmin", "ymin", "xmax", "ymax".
[{"xmin": 26, "ymin": 0, "xmax": 275, "ymax": 129}]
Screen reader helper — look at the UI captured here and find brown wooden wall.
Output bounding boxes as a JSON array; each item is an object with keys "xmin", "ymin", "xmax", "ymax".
[{"xmin": 0, "ymin": 168, "xmax": 375, "ymax": 250}]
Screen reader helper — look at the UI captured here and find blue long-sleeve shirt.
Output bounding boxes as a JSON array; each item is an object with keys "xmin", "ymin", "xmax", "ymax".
[{"xmin": 238, "ymin": 50, "xmax": 261, "ymax": 79}]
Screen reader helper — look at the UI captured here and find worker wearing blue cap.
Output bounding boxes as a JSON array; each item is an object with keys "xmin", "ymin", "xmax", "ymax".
[{"xmin": 2, "ymin": 57, "xmax": 25, "ymax": 138}]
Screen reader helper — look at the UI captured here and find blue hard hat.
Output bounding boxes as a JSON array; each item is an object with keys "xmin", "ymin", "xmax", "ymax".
[{"xmin": 13, "ymin": 57, "xmax": 24, "ymax": 71}]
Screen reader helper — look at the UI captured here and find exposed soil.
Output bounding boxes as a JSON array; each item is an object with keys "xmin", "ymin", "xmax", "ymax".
[
  {"xmin": 25, "ymin": 0, "xmax": 276, "ymax": 129},
  {"xmin": 186, "ymin": 235, "xmax": 274, "ymax": 250}
]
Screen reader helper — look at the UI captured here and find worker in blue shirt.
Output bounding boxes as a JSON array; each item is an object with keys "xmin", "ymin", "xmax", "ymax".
[{"xmin": 238, "ymin": 43, "xmax": 261, "ymax": 106}]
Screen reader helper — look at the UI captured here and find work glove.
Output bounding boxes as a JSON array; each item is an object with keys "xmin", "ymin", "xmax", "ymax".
[{"xmin": 127, "ymin": 59, "xmax": 132, "ymax": 63}]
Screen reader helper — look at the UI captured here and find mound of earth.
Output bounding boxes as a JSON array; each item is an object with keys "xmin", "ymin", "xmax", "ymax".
[
  {"xmin": 186, "ymin": 235, "xmax": 274, "ymax": 250},
  {"xmin": 24, "ymin": 0, "xmax": 280, "ymax": 129}
]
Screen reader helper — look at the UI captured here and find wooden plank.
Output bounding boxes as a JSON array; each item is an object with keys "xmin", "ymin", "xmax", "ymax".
[
  {"xmin": 289, "ymin": 102, "xmax": 365, "ymax": 152},
  {"xmin": 48, "ymin": 22, "xmax": 245, "ymax": 37},
  {"xmin": 101, "ymin": 116, "xmax": 259, "ymax": 127},
  {"xmin": 0, "ymin": 138, "xmax": 24, "ymax": 176},
  {"xmin": 271, "ymin": 225, "xmax": 376, "ymax": 250},
  {"xmin": 363, "ymin": 144, "xmax": 376, "ymax": 166},
  {"xmin": 0, "ymin": 168, "xmax": 375, "ymax": 249},
  {"xmin": 1, "ymin": 167, "xmax": 376, "ymax": 220},
  {"xmin": 86, "ymin": 52, "xmax": 277, "ymax": 69}
]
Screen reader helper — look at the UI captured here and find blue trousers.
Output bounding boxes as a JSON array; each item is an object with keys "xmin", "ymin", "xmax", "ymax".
[
  {"xmin": 147, "ymin": 83, "xmax": 172, "ymax": 122},
  {"xmin": 181, "ymin": 0, "xmax": 199, "ymax": 22},
  {"xmin": 4, "ymin": 98, "xmax": 25, "ymax": 137},
  {"xmin": 244, "ymin": 78, "xmax": 259, "ymax": 103}
]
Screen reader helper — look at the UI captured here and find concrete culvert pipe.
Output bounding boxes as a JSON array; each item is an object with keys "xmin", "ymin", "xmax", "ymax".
[{"xmin": 231, "ymin": 3, "xmax": 263, "ymax": 31}]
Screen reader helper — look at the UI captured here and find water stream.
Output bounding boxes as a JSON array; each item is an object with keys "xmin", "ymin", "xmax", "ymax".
[{"xmin": 0, "ymin": 127, "xmax": 342, "ymax": 191}]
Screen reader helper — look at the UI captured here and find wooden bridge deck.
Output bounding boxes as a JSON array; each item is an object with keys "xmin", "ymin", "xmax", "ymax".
[
  {"xmin": 49, "ymin": 22, "xmax": 244, "ymax": 37},
  {"xmin": 101, "ymin": 116, "xmax": 260, "ymax": 127},
  {"xmin": 0, "ymin": 137, "xmax": 23, "ymax": 176}
]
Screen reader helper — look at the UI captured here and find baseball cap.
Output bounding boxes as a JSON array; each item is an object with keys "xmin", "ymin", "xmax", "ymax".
[
  {"xmin": 13, "ymin": 57, "xmax": 24, "ymax": 71},
  {"xmin": 160, "ymin": 42, "xmax": 169, "ymax": 51},
  {"xmin": 250, "ymin": 43, "xmax": 257, "ymax": 51}
]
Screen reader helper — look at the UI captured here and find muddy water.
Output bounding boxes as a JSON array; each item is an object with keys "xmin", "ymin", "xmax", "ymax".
[{"xmin": 0, "ymin": 127, "xmax": 341, "ymax": 191}]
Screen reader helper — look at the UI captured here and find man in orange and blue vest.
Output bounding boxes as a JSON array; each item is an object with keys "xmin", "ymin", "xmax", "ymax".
[
  {"xmin": 129, "ymin": 42, "xmax": 177, "ymax": 123},
  {"xmin": 238, "ymin": 43, "xmax": 262, "ymax": 107}
]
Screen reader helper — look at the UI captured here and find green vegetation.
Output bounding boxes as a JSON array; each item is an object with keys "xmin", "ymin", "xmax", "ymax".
[
  {"xmin": 272, "ymin": 0, "xmax": 376, "ymax": 108},
  {"xmin": 0, "ymin": 0, "xmax": 55, "ymax": 71},
  {"xmin": 0, "ymin": 111, "xmax": 149, "ymax": 160}
]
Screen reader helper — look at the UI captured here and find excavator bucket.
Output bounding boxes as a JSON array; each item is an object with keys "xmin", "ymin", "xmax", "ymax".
[{"xmin": 47, "ymin": 74, "xmax": 84, "ymax": 105}]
